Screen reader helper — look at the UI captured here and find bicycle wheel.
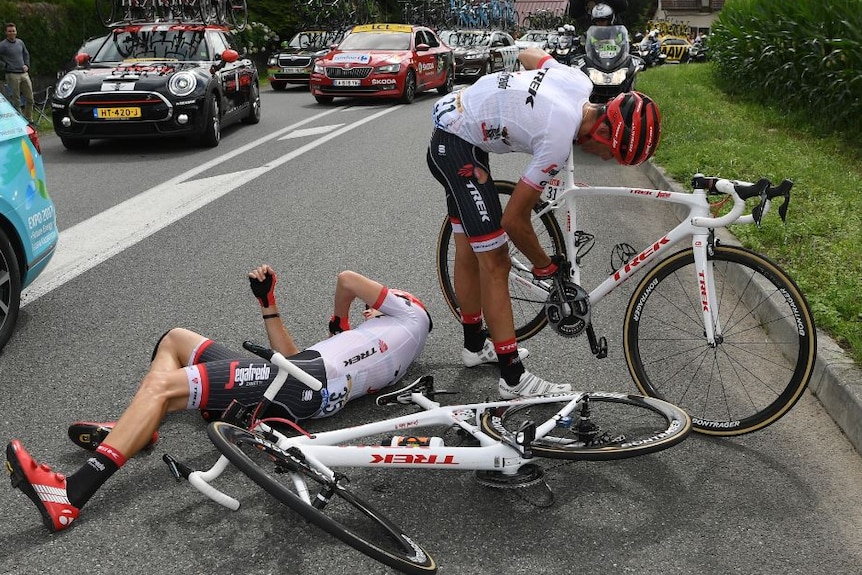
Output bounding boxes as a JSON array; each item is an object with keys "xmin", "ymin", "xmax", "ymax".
[
  {"xmin": 208, "ymin": 422, "xmax": 437, "ymax": 575},
  {"xmin": 227, "ymin": 0, "xmax": 248, "ymax": 31},
  {"xmin": 624, "ymin": 245, "xmax": 816, "ymax": 436},
  {"xmin": 95, "ymin": 0, "xmax": 116, "ymax": 26},
  {"xmin": 435, "ymin": 180, "xmax": 566, "ymax": 341},
  {"xmin": 479, "ymin": 392, "xmax": 691, "ymax": 461}
]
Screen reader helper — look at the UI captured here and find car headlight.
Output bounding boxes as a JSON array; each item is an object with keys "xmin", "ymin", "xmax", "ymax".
[
  {"xmin": 464, "ymin": 53, "xmax": 484, "ymax": 60},
  {"xmin": 55, "ymin": 73, "xmax": 77, "ymax": 99},
  {"xmin": 169, "ymin": 71, "xmax": 197, "ymax": 97},
  {"xmin": 267, "ymin": 56, "xmax": 277, "ymax": 65},
  {"xmin": 314, "ymin": 61, "xmax": 325, "ymax": 73},
  {"xmin": 375, "ymin": 63, "xmax": 401, "ymax": 74},
  {"xmin": 586, "ymin": 68, "xmax": 628, "ymax": 85}
]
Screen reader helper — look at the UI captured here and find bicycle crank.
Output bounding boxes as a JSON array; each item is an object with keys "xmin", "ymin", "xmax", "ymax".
[
  {"xmin": 475, "ymin": 464, "xmax": 555, "ymax": 507},
  {"xmin": 545, "ymin": 280, "xmax": 590, "ymax": 337}
]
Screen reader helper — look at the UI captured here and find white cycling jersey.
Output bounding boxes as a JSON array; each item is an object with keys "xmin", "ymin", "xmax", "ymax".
[
  {"xmin": 432, "ymin": 56, "xmax": 593, "ymax": 190},
  {"xmin": 308, "ymin": 287, "xmax": 430, "ymax": 416}
]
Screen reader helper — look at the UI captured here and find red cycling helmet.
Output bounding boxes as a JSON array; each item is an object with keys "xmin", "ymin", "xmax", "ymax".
[{"xmin": 601, "ymin": 92, "xmax": 661, "ymax": 166}]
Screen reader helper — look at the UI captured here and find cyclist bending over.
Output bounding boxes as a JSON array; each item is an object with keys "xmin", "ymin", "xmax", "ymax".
[
  {"xmin": 6, "ymin": 265, "xmax": 432, "ymax": 532},
  {"xmin": 427, "ymin": 46, "xmax": 661, "ymax": 399}
]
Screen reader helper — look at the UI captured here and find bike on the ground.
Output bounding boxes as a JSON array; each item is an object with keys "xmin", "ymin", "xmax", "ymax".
[
  {"xmin": 436, "ymin": 147, "xmax": 815, "ymax": 437},
  {"xmin": 165, "ymin": 341, "xmax": 691, "ymax": 574}
]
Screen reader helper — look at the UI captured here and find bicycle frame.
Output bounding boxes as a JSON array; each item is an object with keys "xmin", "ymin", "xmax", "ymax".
[
  {"xmin": 514, "ymin": 147, "xmax": 777, "ymax": 346},
  {"xmin": 187, "ymin": 384, "xmax": 591, "ymax": 510}
]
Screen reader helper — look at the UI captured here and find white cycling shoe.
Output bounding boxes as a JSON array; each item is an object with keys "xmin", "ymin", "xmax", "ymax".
[
  {"xmin": 498, "ymin": 371, "xmax": 572, "ymax": 399},
  {"xmin": 462, "ymin": 339, "xmax": 529, "ymax": 368}
]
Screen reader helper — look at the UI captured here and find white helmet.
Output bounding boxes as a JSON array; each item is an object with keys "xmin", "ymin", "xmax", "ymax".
[{"xmin": 591, "ymin": 3, "xmax": 615, "ymax": 25}]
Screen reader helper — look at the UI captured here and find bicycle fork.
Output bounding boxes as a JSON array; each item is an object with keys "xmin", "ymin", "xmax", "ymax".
[{"xmin": 693, "ymin": 231, "xmax": 723, "ymax": 346}]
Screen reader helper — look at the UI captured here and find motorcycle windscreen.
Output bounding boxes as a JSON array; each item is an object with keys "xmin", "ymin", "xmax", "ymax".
[{"xmin": 584, "ymin": 25, "xmax": 631, "ymax": 71}]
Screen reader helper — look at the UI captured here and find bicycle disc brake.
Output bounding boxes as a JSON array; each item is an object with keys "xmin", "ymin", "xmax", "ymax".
[{"xmin": 545, "ymin": 280, "xmax": 590, "ymax": 337}]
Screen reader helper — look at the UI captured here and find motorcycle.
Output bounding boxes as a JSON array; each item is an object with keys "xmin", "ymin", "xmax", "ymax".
[
  {"xmin": 634, "ymin": 33, "xmax": 666, "ymax": 67},
  {"xmin": 688, "ymin": 37, "xmax": 708, "ymax": 62},
  {"xmin": 574, "ymin": 24, "xmax": 644, "ymax": 103},
  {"xmin": 549, "ymin": 24, "xmax": 578, "ymax": 67}
]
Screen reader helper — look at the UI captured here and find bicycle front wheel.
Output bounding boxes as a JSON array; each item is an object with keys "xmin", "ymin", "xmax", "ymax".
[
  {"xmin": 207, "ymin": 422, "xmax": 437, "ymax": 575},
  {"xmin": 435, "ymin": 180, "xmax": 566, "ymax": 341},
  {"xmin": 624, "ymin": 245, "xmax": 816, "ymax": 436},
  {"xmin": 479, "ymin": 392, "xmax": 691, "ymax": 460}
]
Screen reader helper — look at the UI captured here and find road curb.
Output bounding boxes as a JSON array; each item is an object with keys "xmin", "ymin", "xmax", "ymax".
[{"xmin": 642, "ymin": 160, "xmax": 862, "ymax": 455}]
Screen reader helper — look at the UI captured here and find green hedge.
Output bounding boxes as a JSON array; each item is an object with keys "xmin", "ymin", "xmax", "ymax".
[
  {"xmin": 709, "ymin": 0, "xmax": 862, "ymax": 138},
  {"xmin": 1, "ymin": 0, "xmax": 104, "ymax": 89}
]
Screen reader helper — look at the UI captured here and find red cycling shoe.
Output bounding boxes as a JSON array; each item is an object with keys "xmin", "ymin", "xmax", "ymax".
[
  {"xmin": 67, "ymin": 421, "xmax": 158, "ymax": 452},
  {"xmin": 5, "ymin": 440, "xmax": 80, "ymax": 532}
]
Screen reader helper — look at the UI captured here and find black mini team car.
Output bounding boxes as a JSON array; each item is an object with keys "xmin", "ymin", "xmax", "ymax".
[{"xmin": 52, "ymin": 22, "xmax": 260, "ymax": 149}]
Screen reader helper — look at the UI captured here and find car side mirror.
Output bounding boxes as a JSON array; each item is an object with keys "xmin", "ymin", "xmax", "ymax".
[
  {"xmin": 220, "ymin": 49, "xmax": 240, "ymax": 63},
  {"xmin": 75, "ymin": 53, "xmax": 91, "ymax": 66},
  {"xmin": 416, "ymin": 43, "xmax": 430, "ymax": 52}
]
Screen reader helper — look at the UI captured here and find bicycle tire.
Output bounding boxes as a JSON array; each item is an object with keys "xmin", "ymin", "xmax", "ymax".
[
  {"xmin": 228, "ymin": 0, "xmax": 248, "ymax": 31},
  {"xmin": 207, "ymin": 422, "xmax": 437, "ymax": 575},
  {"xmin": 95, "ymin": 0, "xmax": 116, "ymax": 26},
  {"xmin": 479, "ymin": 392, "xmax": 691, "ymax": 460},
  {"xmin": 623, "ymin": 245, "xmax": 816, "ymax": 436},
  {"xmin": 435, "ymin": 180, "xmax": 566, "ymax": 341}
]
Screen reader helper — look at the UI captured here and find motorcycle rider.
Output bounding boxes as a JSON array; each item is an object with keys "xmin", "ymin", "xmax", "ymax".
[{"xmin": 590, "ymin": 3, "xmax": 615, "ymax": 26}]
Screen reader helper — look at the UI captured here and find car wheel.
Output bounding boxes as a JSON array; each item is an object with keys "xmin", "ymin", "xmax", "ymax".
[
  {"xmin": 0, "ymin": 229, "xmax": 21, "ymax": 352},
  {"xmin": 437, "ymin": 66, "xmax": 454, "ymax": 95},
  {"xmin": 400, "ymin": 69, "xmax": 417, "ymax": 104},
  {"xmin": 270, "ymin": 81, "xmax": 287, "ymax": 91},
  {"xmin": 314, "ymin": 94, "xmax": 334, "ymax": 104},
  {"xmin": 60, "ymin": 137, "xmax": 89, "ymax": 150},
  {"xmin": 242, "ymin": 82, "xmax": 261, "ymax": 125},
  {"xmin": 199, "ymin": 92, "xmax": 221, "ymax": 148}
]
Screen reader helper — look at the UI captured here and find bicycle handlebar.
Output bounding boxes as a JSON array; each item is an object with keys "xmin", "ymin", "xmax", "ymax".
[
  {"xmin": 242, "ymin": 340, "xmax": 323, "ymax": 391},
  {"xmin": 690, "ymin": 174, "xmax": 793, "ymax": 228}
]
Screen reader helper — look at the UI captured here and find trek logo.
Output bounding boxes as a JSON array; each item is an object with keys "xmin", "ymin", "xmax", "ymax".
[
  {"xmin": 458, "ymin": 163, "xmax": 475, "ymax": 177},
  {"xmin": 466, "ymin": 181, "xmax": 491, "ymax": 222},
  {"xmin": 379, "ymin": 339, "xmax": 388, "ymax": 353},
  {"xmin": 370, "ymin": 453, "xmax": 458, "ymax": 465},
  {"xmin": 612, "ymin": 236, "xmax": 671, "ymax": 281},
  {"xmin": 525, "ymin": 69, "xmax": 547, "ymax": 108},
  {"xmin": 344, "ymin": 347, "xmax": 377, "ymax": 366},
  {"xmin": 226, "ymin": 362, "xmax": 271, "ymax": 389}
]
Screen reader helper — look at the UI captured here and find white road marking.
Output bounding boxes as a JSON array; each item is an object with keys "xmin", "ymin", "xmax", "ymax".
[
  {"xmin": 278, "ymin": 125, "xmax": 345, "ymax": 139},
  {"xmin": 21, "ymin": 105, "xmax": 401, "ymax": 305}
]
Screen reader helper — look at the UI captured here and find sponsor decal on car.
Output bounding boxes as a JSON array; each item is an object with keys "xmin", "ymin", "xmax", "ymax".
[{"xmin": 333, "ymin": 53, "xmax": 372, "ymax": 63}]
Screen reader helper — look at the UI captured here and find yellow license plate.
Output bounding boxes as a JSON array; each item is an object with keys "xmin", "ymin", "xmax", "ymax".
[{"xmin": 94, "ymin": 107, "xmax": 141, "ymax": 119}]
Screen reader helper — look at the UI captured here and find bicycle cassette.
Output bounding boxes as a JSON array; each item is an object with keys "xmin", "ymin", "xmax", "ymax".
[{"xmin": 545, "ymin": 281, "xmax": 590, "ymax": 337}]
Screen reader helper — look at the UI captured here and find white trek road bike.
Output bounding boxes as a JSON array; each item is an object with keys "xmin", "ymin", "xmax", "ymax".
[
  {"xmin": 165, "ymin": 342, "xmax": 692, "ymax": 574},
  {"xmin": 436, "ymin": 147, "xmax": 816, "ymax": 436}
]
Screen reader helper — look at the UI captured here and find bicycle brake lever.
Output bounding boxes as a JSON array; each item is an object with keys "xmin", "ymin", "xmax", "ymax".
[{"xmin": 163, "ymin": 454, "xmax": 193, "ymax": 482}]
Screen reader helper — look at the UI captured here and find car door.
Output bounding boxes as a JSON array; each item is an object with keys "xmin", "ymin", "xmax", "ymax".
[
  {"xmin": 414, "ymin": 29, "xmax": 443, "ymax": 89},
  {"xmin": 493, "ymin": 32, "xmax": 519, "ymax": 71}
]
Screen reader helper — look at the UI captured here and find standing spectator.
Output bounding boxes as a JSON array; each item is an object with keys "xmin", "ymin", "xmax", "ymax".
[{"xmin": 0, "ymin": 22, "xmax": 34, "ymax": 121}]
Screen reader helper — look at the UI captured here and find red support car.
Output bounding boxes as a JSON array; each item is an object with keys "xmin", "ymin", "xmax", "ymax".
[{"xmin": 310, "ymin": 23, "xmax": 455, "ymax": 105}]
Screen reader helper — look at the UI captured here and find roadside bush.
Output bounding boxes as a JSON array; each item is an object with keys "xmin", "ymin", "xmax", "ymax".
[
  {"xmin": 233, "ymin": 21, "xmax": 280, "ymax": 70},
  {"xmin": 0, "ymin": 0, "xmax": 103, "ymax": 90},
  {"xmin": 709, "ymin": 0, "xmax": 862, "ymax": 139}
]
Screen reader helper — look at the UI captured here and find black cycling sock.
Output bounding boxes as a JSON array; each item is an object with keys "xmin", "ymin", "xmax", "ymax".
[
  {"xmin": 65, "ymin": 452, "xmax": 120, "ymax": 509},
  {"xmin": 499, "ymin": 351, "xmax": 525, "ymax": 387},
  {"xmin": 463, "ymin": 322, "xmax": 486, "ymax": 353}
]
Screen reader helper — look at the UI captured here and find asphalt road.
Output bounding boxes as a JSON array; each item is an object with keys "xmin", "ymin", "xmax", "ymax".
[{"xmin": 1, "ymin": 85, "xmax": 861, "ymax": 575}]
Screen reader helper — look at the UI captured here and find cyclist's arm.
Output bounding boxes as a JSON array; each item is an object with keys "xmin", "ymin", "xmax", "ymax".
[
  {"xmin": 518, "ymin": 47, "xmax": 560, "ymax": 70},
  {"xmin": 501, "ymin": 179, "xmax": 553, "ymax": 268},
  {"xmin": 333, "ymin": 270, "xmax": 388, "ymax": 319},
  {"xmin": 248, "ymin": 264, "xmax": 301, "ymax": 357}
]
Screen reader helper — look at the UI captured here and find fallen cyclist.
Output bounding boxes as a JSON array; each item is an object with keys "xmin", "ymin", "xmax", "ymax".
[{"xmin": 6, "ymin": 265, "xmax": 440, "ymax": 532}]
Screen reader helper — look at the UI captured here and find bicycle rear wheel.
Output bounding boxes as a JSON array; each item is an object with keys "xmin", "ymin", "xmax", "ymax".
[
  {"xmin": 208, "ymin": 422, "xmax": 437, "ymax": 574},
  {"xmin": 435, "ymin": 180, "xmax": 566, "ymax": 341},
  {"xmin": 479, "ymin": 393, "xmax": 691, "ymax": 460},
  {"xmin": 623, "ymin": 245, "xmax": 816, "ymax": 435}
]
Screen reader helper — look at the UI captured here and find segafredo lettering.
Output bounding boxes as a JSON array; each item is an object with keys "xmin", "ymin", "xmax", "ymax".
[{"xmin": 232, "ymin": 362, "xmax": 271, "ymax": 387}]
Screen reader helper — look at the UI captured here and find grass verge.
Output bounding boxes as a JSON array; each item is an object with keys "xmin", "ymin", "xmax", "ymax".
[{"xmin": 637, "ymin": 62, "xmax": 862, "ymax": 365}]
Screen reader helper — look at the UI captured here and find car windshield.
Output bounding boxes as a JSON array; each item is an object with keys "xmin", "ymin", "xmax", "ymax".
[
  {"xmin": 288, "ymin": 31, "xmax": 340, "ymax": 50},
  {"xmin": 338, "ymin": 31, "xmax": 411, "ymax": 51},
  {"xmin": 449, "ymin": 31, "xmax": 491, "ymax": 47},
  {"xmin": 95, "ymin": 29, "xmax": 209, "ymax": 62}
]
